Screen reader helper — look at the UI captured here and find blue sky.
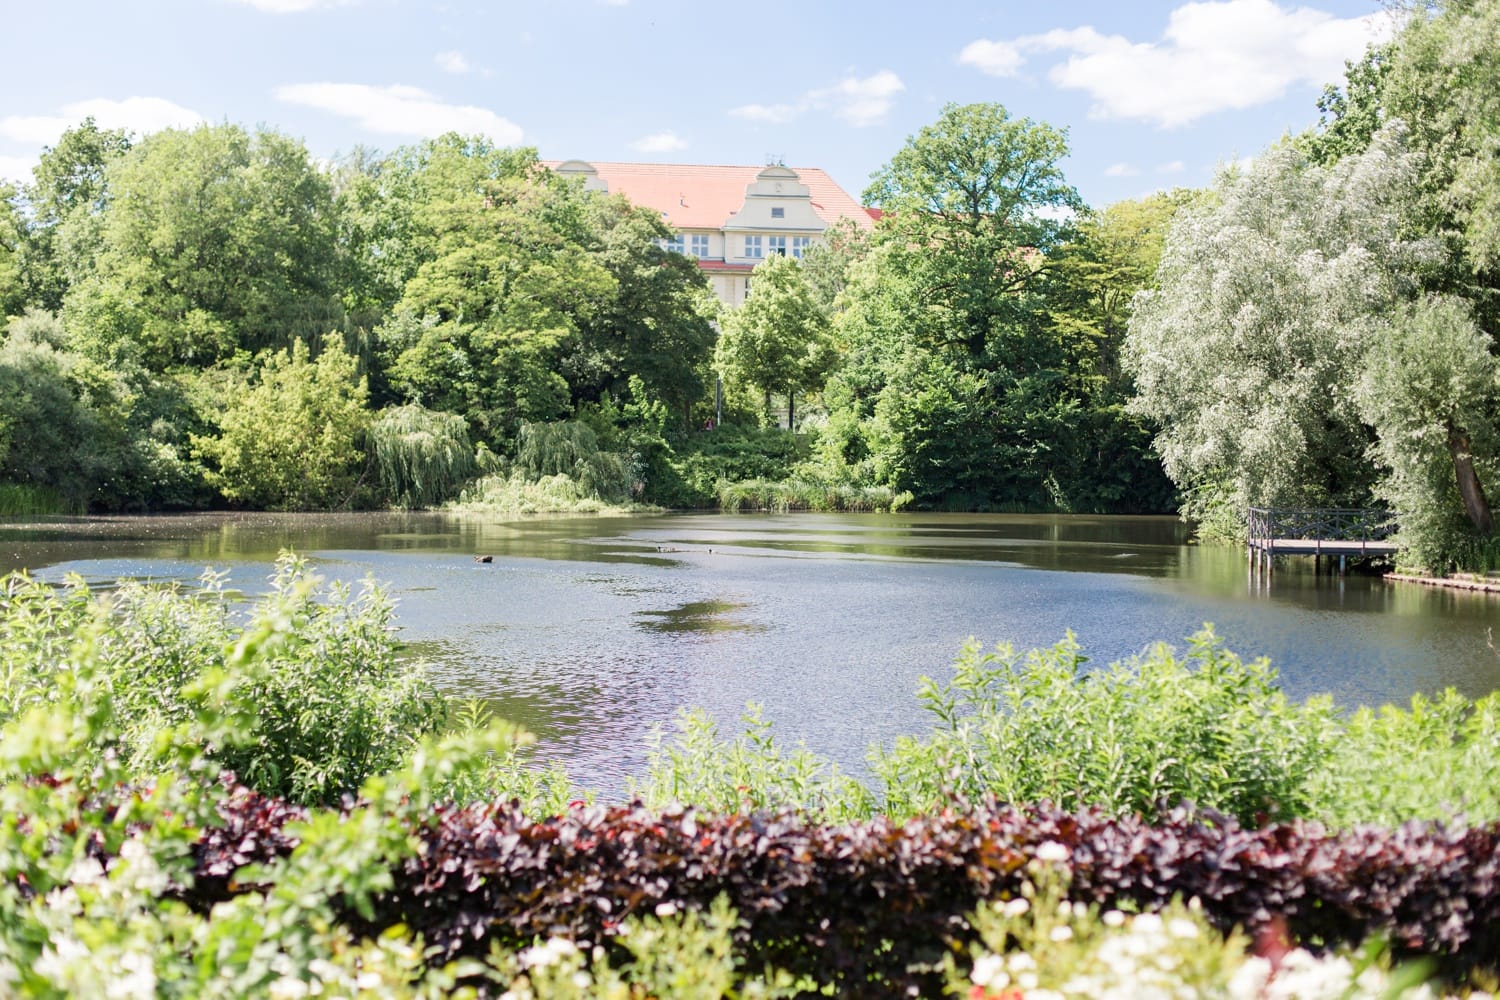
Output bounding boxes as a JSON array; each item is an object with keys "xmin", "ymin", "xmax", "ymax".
[{"xmin": 1, "ymin": 0, "xmax": 1395, "ymax": 209}]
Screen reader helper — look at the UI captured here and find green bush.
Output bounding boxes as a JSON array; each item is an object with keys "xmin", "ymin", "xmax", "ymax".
[
  {"xmin": 193, "ymin": 337, "xmax": 371, "ymax": 511},
  {"xmin": 875, "ymin": 629, "xmax": 1340, "ymax": 824},
  {"xmin": 0, "ymin": 555, "xmax": 445, "ymax": 806}
]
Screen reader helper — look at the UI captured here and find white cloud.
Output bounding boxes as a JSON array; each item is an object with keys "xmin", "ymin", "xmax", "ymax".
[
  {"xmin": 0, "ymin": 155, "xmax": 34, "ymax": 184},
  {"xmin": 275, "ymin": 83, "xmax": 523, "ymax": 142},
  {"xmin": 810, "ymin": 70, "xmax": 905, "ymax": 127},
  {"xmin": 230, "ymin": 0, "xmax": 354, "ymax": 11},
  {"xmin": 631, "ymin": 131, "xmax": 688, "ymax": 153},
  {"xmin": 1158, "ymin": 159, "xmax": 1186, "ymax": 173},
  {"xmin": 1105, "ymin": 162, "xmax": 1140, "ymax": 177},
  {"xmin": 730, "ymin": 70, "xmax": 904, "ymax": 128},
  {"xmin": 958, "ymin": 0, "xmax": 1394, "ymax": 127},
  {"xmin": 0, "ymin": 96, "xmax": 203, "ymax": 147},
  {"xmin": 434, "ymin": 50, "xmax": 470, "ymax": 74},
  {"xmin": 957, "ymin": 39, "xmax": 1026, "ymax": 77}
]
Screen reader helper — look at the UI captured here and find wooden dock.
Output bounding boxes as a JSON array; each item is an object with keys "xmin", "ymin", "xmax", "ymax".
[{"xmin": 1247, "ymin": 507, "xmax": 1398, "ymax": 577}]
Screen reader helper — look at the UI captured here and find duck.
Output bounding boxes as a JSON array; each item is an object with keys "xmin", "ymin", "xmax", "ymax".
[{"xmin": 474, "ymin": 554, "xmax": 493, "ymax": 563}]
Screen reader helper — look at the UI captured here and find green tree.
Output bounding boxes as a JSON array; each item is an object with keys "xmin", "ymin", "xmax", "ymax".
[
  {"xmin": 374, "ymin": 136, "xmax": 614, "ymax": 445},
  {"xmin": 1125, "ymin": 131, "xmax": 1435, "ymax": 539},
  {"xmin": 369, "ymin": 404, "xmax": 476, "ymax": 509},
  {"xmin": 0, "ymin": 183, "xmax": 22, "ymax": 319},
  {"xmin": 818, "ymin": 104, "xmax": 1093, "ymax": 508},
  {"xmin": 16, "ymin": 118, "xmax": 133, "ymax": 312},
  {"xmin": 194, "ymin": 337, "xmax": 370, "ymax": 510},
  {"xmin": 715, "ymin": 254, "xmax": 834, "ymax": 428},
  {"xmin": 863, "ymin": 102, "xmax": 1081, "ymax": 358},
  {"xmin": 64, "ymin": 124, "xmax": 341, "ymax": 370},
  {"xmin": 1357, "ymin": 295, "xmax": 1499, "ymax": 568},
  {"xmin": 564, "ymin": 192, "xmax": 715, "ymax": 428}
]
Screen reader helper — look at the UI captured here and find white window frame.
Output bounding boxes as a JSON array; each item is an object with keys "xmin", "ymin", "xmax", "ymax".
[
  {"xmin": 744, "ymin": 235, "xmax": 763, "ymax": 259},
  {"xmin": 768, "ymin": 235, "xmax": 787, "ymax": 256},
  {"xmin": 792, "ymin": 236, "xmax": 812, "ymax": 259},
  {"xmin": 689, "ymin": 233, "xmax": 710, "ymax": 258},
  {"xmin": 771, "ymin": 206, "xmax": 785, "ymax": 219}
]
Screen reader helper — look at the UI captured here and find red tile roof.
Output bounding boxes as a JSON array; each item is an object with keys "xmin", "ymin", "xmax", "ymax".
[{"xmin": 544, "ymin": 161, "xmax": 873, "ymax": 232}]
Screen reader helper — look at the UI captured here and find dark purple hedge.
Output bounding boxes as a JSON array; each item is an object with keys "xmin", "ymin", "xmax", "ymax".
[{"xmin": 187, "ymin": 788, "xmax": 1500, "ymax": 995}]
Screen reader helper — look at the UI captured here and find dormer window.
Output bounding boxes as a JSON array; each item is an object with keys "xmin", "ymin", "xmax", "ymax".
[{"xmin": 771, "ymin": 207, "xmax": 785, "ymax": 219}]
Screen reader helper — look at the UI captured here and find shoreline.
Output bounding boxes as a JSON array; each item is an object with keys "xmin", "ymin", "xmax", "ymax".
[{"xmin": 1386, "ymin": 572, "xmax": 1500, "ymax": 595}]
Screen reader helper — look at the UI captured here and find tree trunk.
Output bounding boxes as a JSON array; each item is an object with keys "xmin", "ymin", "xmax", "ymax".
[
  {"xmin": 788, "ymin": 392, "xmax": 795, "ymax": 431},
  {"xmin": 1448, "ymin": 423, "xmax": 1495, "ymax": 536},
  {"xmin": 764, "ymin": 388, "xmax": 771, "ymax": 424}
]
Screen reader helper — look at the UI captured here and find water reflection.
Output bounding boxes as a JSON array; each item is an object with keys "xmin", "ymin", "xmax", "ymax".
[{"xmin": 2, "ymin": 510, "xmax": 1496, "ymax": 792}]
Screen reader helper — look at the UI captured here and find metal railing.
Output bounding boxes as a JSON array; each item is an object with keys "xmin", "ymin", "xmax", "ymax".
[{"xmin": 1246, "ymin": 507, "xmax": 1396, "ymax": 547}]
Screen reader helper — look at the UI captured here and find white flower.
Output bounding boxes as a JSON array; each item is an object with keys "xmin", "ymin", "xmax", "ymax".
[
  {"xmin": 1102, "ymin": 909, "xmax": 1126, "ymax": 927},
  {"xmin": 1017, "ymin": 971, "xmax": 1039, "ymax": 990},
  {"xmin": 1049, "ymin": 925, "xmax": 1074, "ymax": 942},
  {"xmin": 67, "ymin": 856, "xmax": 107, "ymax": 886},
  {"xmin": 105, "ymin": 952, "xmax": 157, "ymax": 1000},
  {"xmin": 1035, "ymin": 841, "xmax": 1070, "ymax": 863},
  {"xmin": 519, "ymin": 936, "xmax": 578, "ymax": 969},
  {"xmin": 970, "ymin": 953, "xmax": 1007, "ymax": 988},
  {"xmin": 1132, "ymin": 912, "xmax": 1163, "ymax": 934},
  {"xmin": 654, "ymin": 901, "xmax": 679, "ymax": 917},
  {"xmin": 1008, "ymin": 952, "xmax": 1038, "ymax": 972},
  {"xmin": 269, "ymin": 978, "xmax": 311, "ymax": 1000},
  {"xmin": 1002, "ymin": 897, "xmax": 1030, "ymax": 917},
  {"xmin": 1167, "ymin": 917, "xmax": 1200, "ymax": 940},
  {"xmin": 571, "ymin": 971, "xmax": 592, "ymax": 989}
]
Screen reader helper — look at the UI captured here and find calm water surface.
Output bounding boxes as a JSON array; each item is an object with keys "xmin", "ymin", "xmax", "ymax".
[{"xmin": 2, "ymin": 511, "xmax": 1496, "ymax": 791}]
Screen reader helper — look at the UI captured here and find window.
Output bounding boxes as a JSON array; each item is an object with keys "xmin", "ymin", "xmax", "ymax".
[
  {"xmin": 744, "ymin": 277, "xmax": 752, "ymax": 297},
  {"xmin": 690, "ymin": 233, "xmax": 710, "ymax": 258},
  {"xmin": 744, "ymin": 235, "xmax": 762, "ymax": 259},
  {"xmin": 771, "ymin": 207, "xmax": 785, "ymax": 219},
  {"xmin": 768, "ymin": 235, "xmax": 787, "ymax": 256},
  {"xmin": 663, "ymin": 233, "xmax": 684, "ymax": 254},
  {"xmin": 792, "ymin": 236, "xmax": 813, "ymax": 259}
]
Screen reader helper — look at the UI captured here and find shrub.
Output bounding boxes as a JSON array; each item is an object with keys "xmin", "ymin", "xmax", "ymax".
[
  {"xmin": 193, "ymin": 337, "xmax": 371, "ymax": 511},
  {"xmin": 0, "ymin": 555, "xmax": 445, "ymax": 806},
  {"xmin": 180, "ymin": 796, "xmax": 1500, "ymax": 995},
  {"xmin": 874, "ymin": 629, "xmax": 1340, "ymax": 825},
  {"xmin": 634, "ymin": 705, "xmax": 874, "ymax": 822}
]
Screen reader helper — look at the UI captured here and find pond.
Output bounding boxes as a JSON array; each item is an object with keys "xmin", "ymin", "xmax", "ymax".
[{"xmin": 2, "ymin": 511, "xmax": 1497, "ymax": 792}]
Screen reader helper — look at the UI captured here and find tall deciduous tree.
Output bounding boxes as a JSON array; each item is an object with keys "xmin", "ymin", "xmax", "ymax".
[
  {"xmin": 17, "ymin": 118, "xmax": 133, "ymax": 312},
  {"xmin": 64, "ymin": 124, "xmax": 341, "ymax": 370},
  {"xmin": 715, "ymin": 254, "xmax": 833, "ymax": 428},
  {"xmin": 863, "ymin": 102, "xmax": 1081, "ymax": 359},
  {"xmin": 566, "ymin": 193, "xmax": 715, "ymax": 428},
  {"xmin": 1358, "ymin": 295, "xmax": 1498, "ymax": 567},
  {"xmin": 0, "ymin": 184, "xmax": 22, "ymax": 319},
  {"xmin": 373, "ymin": 136, "xmax": 614, "ymax": 445}
]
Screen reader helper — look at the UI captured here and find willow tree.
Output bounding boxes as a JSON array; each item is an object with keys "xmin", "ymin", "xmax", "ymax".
[
  {"xmin": 370, "ymin": 404, "xmax": 476, "ymax": 509},
  {"xmin": 1125, "ymin": 129, "xmax": 1438, "ymax": 539}
]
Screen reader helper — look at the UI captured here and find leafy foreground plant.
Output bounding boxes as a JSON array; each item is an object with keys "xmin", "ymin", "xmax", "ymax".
[
  {"xmin": 0, "ymin": 555, "xmax": 447, "ymax": 806},
  {"xmin": 641, "ymin": 629, "xmax": 1500, "ymax": 829}
]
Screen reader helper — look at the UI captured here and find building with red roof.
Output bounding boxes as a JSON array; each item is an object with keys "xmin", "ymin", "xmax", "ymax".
[{"xmin": 549, "ymin": 160, "xmax": 874, "ymax": 307}]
